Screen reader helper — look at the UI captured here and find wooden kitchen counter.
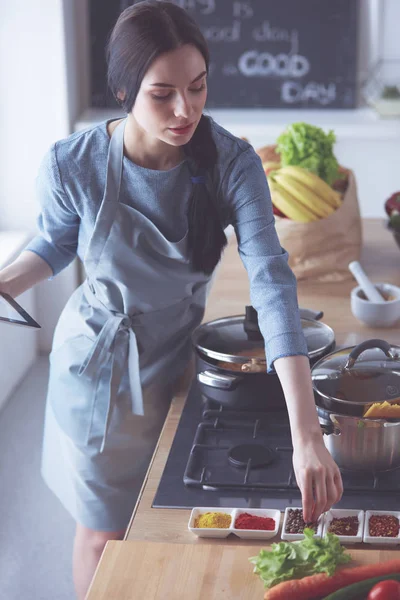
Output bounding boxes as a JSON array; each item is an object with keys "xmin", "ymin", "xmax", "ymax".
[{"xmin": 87, "ymin": 219, "xmax": 400, "ymax": 598}]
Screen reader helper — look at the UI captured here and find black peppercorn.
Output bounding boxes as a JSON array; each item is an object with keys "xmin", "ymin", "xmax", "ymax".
[{"xmin": 285, "ymin": 509, "xmax": 318, "ymax": 534}]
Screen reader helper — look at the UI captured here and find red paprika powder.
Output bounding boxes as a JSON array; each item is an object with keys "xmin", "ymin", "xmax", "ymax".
[{"xmin": 234, "ymin": 512, "xmax": 275, "ymax": 530}]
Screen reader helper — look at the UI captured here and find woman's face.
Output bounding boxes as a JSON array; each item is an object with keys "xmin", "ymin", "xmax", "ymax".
[{"xmin": 131, "ymin": 44, "xmax": 208, "ymax": 147}]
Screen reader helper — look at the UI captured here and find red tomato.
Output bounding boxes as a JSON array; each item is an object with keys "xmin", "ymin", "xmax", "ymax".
[{"xmin": 367, "ymin": 580, "xmax": 400, "ymax": 600}]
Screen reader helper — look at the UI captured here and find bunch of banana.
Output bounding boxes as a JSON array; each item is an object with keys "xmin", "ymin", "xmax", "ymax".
[
  {"xmin": 262, "ymin": 160, "xmax": 281, "ymax": 175},
  {"xmin": 268, "ymin": 165, "xmax": 342, "ymax": 222}
]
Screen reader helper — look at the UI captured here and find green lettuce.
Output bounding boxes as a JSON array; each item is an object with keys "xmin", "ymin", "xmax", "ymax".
[
  {"xmin": 276, "ymin": 122, "xmax": 340, "ymax": 185},
  {"xmin": 249, "ymin": 528, "xmax": 352, "ymax": 589}
]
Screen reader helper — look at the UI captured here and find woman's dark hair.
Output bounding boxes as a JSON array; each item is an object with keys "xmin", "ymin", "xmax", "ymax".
[{"xmin": 107, "ymin": 0, "xmax": 227, "ymax": 275}]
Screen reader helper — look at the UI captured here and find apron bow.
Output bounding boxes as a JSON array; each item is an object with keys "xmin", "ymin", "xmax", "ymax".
[{"xmin": 78, "ymin": 310, "xmax": 144, "ymax": 453}]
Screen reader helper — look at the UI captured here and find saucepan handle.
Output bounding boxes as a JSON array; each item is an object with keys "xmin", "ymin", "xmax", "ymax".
[
  {"xmin": 344, "ymin": 339, "xmax": 395, "ymax": 370},
  {"xmin": 197, "ymin": 370, "xmax": 241, "ymax": 390},
  {"xmin": 319, "ymin": 415, "xmax": 341, "ymax": 436},
  {"xmin": 320, "ymin": 422, "xmax": 333, "ymax": 435}
]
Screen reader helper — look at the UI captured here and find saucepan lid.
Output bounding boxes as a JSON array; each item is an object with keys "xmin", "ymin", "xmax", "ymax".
[
  {"xmin": 311, "ymin": 339, "xmax": 400, "ymax": 406},
  {"xmin": 192, "ymin": 306, "xmax": 335, "ymax": 365}
]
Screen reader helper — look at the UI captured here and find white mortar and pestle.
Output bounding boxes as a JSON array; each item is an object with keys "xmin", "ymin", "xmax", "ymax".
[{"xmin": 349, "ymin": 261, "xmax": 400, "ymax": 327}]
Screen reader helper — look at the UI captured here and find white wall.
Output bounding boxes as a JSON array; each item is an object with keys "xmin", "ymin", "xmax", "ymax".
[
  {"xmin": 0, "ymin": 0, "xmax": 69, "ymax": 229},
  {"xmin": 0, "ymin": 0, "xmax": 81, "ymax": 356},
  {"xmin": 381, "ymin": 0, "xmax": 400, "ymax": 60}
]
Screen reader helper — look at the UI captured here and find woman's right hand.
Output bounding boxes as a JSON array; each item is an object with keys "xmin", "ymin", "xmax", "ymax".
[
  {"xmin": 0, "ymin": 251, "xmax": 53, "ymax": 299},
  {"xmin": 0, "ymin": 272, "xmax": 13, "ymax": 297}
]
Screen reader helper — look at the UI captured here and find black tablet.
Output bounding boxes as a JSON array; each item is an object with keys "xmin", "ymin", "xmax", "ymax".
[{"xmin": 0, "ymin": 292, "xmax": 41, "ymax": 329}]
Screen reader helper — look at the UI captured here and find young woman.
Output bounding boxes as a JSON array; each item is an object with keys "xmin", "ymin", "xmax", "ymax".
[{"xmin": 0, "ymin": 2, "xmax": 343, "ymax": 597}]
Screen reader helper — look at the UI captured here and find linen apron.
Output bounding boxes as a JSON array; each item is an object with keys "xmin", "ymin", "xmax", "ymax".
[{"xmin": 41, "ymin": 119, "xmax": 210, "ymax": 531}]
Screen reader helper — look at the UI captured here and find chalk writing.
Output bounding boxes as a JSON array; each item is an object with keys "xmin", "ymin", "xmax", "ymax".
[
  {"xmin": 203, "ymin": 20, "xmax": 241, "ymax": 42},
  {"xmin": 232, "ymin": 1, "xmax": 253, "ymax": 18},
  {"xmin": 171, "ymin": 0, "xmax": 216, "ymax": 15},
  {"xmin": 91, "ymin": 0, "xmax": 358, "ymax": 109},
  {"xmin": 238, "ymin": 51, "xmax": 310, "ymax": 78},
  {"xmin": 252, "ymin": 21, "xmax": 299, "ymax": 54},
  {"xmin": 281, "ymin": 81, "xmax": 336, "ymax": 104}
]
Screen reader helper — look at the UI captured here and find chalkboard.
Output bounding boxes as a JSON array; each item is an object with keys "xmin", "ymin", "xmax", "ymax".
[{"xmin": 90, "ymin": 0, "xmax": 359, "ymax": 109}]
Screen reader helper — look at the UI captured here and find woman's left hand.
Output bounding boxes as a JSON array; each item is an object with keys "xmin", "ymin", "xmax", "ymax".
[
  {"xmin": 292, "ymin": 433, "xmax": 343, "ymax": 523},
  {"xmin": 273, "ymin": 354, "xmax": 343, "ymax": 523}
]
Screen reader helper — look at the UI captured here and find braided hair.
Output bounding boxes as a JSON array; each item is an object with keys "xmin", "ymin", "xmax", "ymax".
[{"xmin": 107, "ymin": 1, "xmax": 227, "ymax": 274}]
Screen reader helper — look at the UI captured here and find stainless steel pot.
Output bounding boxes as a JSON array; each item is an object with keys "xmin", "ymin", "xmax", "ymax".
[
  {"xmin": 319, "ymin": 412, "xmax": 400, "ymax": 472},
  {"xmin": 312, "ymin": 339, "xmax": 400, "ymax": 471}
]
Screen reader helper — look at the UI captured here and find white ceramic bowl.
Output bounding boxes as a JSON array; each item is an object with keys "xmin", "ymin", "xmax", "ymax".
[
  {"xmin": 371, "ymin": 99, "xmax": 400, "ymax": 118},
  {"xmin": 281, "ymin": 507, "xmax": 324, "ymax": 541},
  {"xmin": 351, "ymin": 282, "xmax": 400, "ymax": 327},
  {"xmin": 188, "ymin": 507, "xmax": 234, "ymax": 538},
  {"xmin": 363, "ymin": 510, "xmax": 400, "ymax": 545},
  {"xmin": 231, "ymin": 508, "xmax": 281, "ymax": 539},
  {"xmin": 322, "ymin": 509, "xmax": 364, "ymax": 544}
]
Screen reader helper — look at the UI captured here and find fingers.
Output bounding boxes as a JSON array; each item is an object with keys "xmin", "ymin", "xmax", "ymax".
[
  {"xmin": 334, "ymin": 469, "xmax": 344, "ymax": 503},
  {"xmin": 311, "ymin": 467, "xmax": 327, "ymax": 521},
  {"xmin": 298, "ymin": 470, "xmax": 313, "ymax": 523},
  {"xmin": 324, "ymin": 475, "xmax": 339, "ymax": 513},
  {"xmin": 299, "ymin": 466, "xmax": 344, "ymax": 523},
  {"xmin": 293, "ymin": 444, "xmax": 344, "ymax": 523}
]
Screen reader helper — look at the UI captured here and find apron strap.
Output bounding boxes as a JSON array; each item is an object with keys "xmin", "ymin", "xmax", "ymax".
[
  {"xmin": 103, "ymin": 119, "xmax": 126, "ymax": 204},
  {"xmin": 78, "ymin": 287, "xmax": 144, "ymax": 453},
  {"xmin": 83, "ymin": 118, "xmax": 127, "ymax": 275}
]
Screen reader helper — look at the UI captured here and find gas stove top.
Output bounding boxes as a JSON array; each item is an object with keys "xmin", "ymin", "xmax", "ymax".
[
  {"xmin": 183, "ymin": 410, "xmax": 295, "ymax": 491},
  {"xmin": 153, "ymin": 380, "xmax": 400, "ymax": 510}
]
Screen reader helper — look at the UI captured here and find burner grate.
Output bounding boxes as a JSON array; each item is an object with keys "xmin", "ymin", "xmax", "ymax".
[
  {"xmin": 184, "ymin": 413, "xmax": 400, "ymax": 494},
  {"xmin": 154, "ymin": 380, "xmax": 400, "ymax": 510},
  {"xmin": 184, "ymin": 417, "xmax": 296, "ymax": 491}
]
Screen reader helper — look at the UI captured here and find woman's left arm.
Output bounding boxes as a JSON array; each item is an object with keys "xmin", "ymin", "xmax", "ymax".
[
  {"xmin": 274, "ymin": 354, "xmax": 343, "ymax": 522},
  {"xmin": 220, "ymin": 142, "xmax": 343, "ymax": 522}
]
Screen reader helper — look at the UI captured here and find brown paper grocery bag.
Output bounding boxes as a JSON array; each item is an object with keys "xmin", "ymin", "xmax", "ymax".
[{"xmin": 273, "ymin": 171, "xmax": 362, "ymax": 281}]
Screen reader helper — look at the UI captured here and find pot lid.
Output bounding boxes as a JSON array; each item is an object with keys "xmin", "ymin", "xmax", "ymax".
[
  {"xmin": 312, "ymin": 339, "xmax": 400, "ymax": 406},
  {"xmin": 192, "ymin": 306, "xmax": 335, "ymax": 364}
]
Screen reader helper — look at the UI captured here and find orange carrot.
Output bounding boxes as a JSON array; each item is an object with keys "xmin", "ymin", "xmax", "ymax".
[{"xmin": 264, "ymin": 559, "xmax": 400, "ymax": 600}]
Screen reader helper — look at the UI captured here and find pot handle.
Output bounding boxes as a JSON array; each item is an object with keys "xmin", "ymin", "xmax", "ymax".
[
  {"xmin": 319, "ymin": 415, "xmax": 341, "ymax": 436},
  {"xmin": 197, "ymin": 370, "xmax": 241, "ymax": 390},
  {"xmin": 320, "ymin": 422, "xmax": 334, "ymax": 435},
  {"xmin": 344, "ymin": 339, "xmax": 397, "ymax": 370},
  {"xmin": 383, "ymin": 420, "xmax": 400, "ymax": 428}
]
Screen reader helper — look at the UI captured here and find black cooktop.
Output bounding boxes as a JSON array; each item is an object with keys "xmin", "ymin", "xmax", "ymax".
[{"xmin": 153, "ymin": 380, "xmax": 400, "ymax": 511}]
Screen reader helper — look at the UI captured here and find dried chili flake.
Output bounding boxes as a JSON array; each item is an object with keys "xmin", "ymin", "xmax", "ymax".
[
  {"xmin": 285, "ymin": 508, "xmax": 318, "ymax": 534},
  {"xmin": 234, "ymin": 512, "xmax": 275, "ymax": 531},
  {"xmin": 369, "ymin": 514, "xmax": 400, "ymax": 538},
  {"xmin": 328, "ymin": 516, "xmax": 359, "ymax": 536}
]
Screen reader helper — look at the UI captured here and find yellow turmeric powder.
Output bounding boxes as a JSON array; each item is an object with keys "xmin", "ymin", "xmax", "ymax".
[{"xmin": 194, "ymin": 511, "xmax": 231, "ymax": 529}]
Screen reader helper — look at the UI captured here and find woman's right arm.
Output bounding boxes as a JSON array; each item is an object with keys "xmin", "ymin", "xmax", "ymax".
[{"xmin": 0, "ymin": 251, "xmax": 53, "ymax": 298}]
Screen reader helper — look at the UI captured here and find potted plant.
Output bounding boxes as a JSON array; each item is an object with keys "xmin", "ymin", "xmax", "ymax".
[{"xmin": 372, "ymin": 85, "xmax": 400, "ymax": 118}]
